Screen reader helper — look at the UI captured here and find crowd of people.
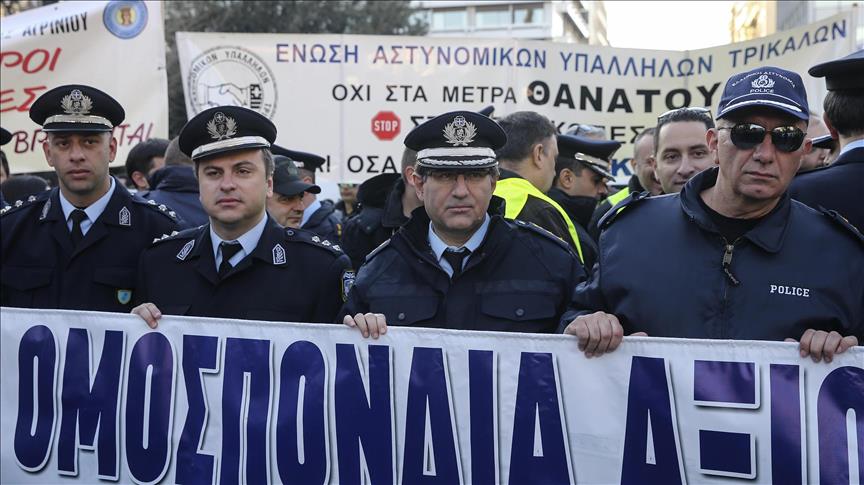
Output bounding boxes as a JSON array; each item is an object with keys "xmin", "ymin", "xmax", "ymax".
[{"xmin": 1, "ymin": 50, "xmax": 862, "ymax": 364}]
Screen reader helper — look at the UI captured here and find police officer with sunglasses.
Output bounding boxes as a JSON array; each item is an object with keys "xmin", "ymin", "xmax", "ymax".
[{"xmin": 562, "ymin": 66, "xmax": 863, "ymax": 362}]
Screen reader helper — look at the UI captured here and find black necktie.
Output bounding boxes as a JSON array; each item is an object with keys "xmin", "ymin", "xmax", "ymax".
[
  {"xmin": 218, "ymin": 241, "xmax": 242, "ymax": 278},
  {"xmin": 443, "ymin": 248, "xmax": 471, "ymax": 279},
  {"xmin": 69, "ymin": 209, "xmax": 87, "ymax": 247}
]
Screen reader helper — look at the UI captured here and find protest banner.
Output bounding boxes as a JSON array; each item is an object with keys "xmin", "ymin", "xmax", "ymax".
[
  {"xmin": 1, "ymin": 307, "xmax": 861, "ymax": 483},
  {"xmin": 176, "ymin": 13, "xmax": 858, "ymax": 185},
  {"xmin": 0, "ymin": 0, "xmax": 168, "ymax": 174}
]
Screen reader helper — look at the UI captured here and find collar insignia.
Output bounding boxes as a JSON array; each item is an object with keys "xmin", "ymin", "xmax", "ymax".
[
  {"xmin": 272, "ymin": 243, "xmax": 286, "ymax": 264},
  {"xmin": 119, "ymin": 206, "xmax": 131, "ymax": 226},
  {"xmin": 61, "ymin": 89, "xmax": 94, "ymax": 115},
  {"xmin": 40, "ymin": 198, "xmax": 52, "ymax": 220},
  {"xmin": 443, "ymin": 115, "xmax": 476, "ymax": 147},
  {"xmin": 206, "ymin": 111, "xmax": 238, "ymax": 141},
  {"xmin": 177, "ymin": 239, "xmax": 195, "ymax": 260}
]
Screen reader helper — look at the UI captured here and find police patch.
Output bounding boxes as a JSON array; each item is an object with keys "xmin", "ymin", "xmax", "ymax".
[
  {"xmin": 342, "ymin": 270, "xmax": 356, "ymax": 301},
  {"xmin": 272, "ymin": 243, "xmax": 286, "ymax": 265},
  {"xmin": 116, "ymin": 289, "xmax": 132, "ymax": 305},
  {"xmin": 177, "ymin": 239, "xmax": 195, "ymax": 260},
  {"xmin": 119, "ymin": 206, "xmax": 131, "ymax": 226}
]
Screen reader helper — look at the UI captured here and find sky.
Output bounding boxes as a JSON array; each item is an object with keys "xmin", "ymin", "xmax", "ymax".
[{"xmin": 605, "ymin": 1, "xmax": 735, "ymax": 51}]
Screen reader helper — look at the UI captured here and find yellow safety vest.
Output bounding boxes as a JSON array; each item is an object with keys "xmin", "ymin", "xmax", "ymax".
[
  {"xmin": 606, "ymin": 186, "xmax": 631, "ymax": 207},
  {"xmin": 494, "ymin": 177, "xmax": 584, "ymax": 263}
]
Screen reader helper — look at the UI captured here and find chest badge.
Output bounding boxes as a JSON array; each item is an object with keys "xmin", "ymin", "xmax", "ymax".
[{"xmin": 116, "ymin": 289, "xmax": 132, "ymax": 305}]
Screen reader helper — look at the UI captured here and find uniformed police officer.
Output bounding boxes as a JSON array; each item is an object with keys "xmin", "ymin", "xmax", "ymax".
[
  {"xmin": 340, "ymin": 111, "xmax": 619, "ymax": 356},
  {"xmin": 789, "ymin": 49, "xmax": 864, "ymax": 231},
  {"xmin": 565, "ymin": 66, "xmax": 863, "ymax": 361},
  {"xmin": 132, "ymin": 106, "xmax": 352, "ymax": 327},
  {"xmin": 1, "ymin": 84, "xmax": 179, "ymax": 312},
  {"xmin": 271, "ymin": 145, "xmax": 343, "ymax": 242},
  {"xmin": 266, "ymin": 155, "xmax": 321, "ymax": 228}
]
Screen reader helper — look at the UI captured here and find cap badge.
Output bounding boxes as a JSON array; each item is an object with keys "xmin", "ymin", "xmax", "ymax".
[
  {"xmin": 751, "ymin": 74, "xmax": 775, "ymax": 90},
  {"xmin": 206, "ymin": 111, "xmax": 238, "ymax": 141},
  {"xmin": 61, "ymin": 89, "xmax": 94, "ymax": 115},
  {"xmin": 443, "ymin": 115, "xmax": 476, "ymax": 147}
]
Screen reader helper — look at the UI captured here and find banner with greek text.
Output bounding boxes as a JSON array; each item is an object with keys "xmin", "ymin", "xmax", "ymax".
[
  {"xmin": 1, "ymin": 307, "xmax": 861, "ymax": 483},
  {"xmin": 176, "ymin": 13, "xmax": 858, "ymax": 184},
  {"xmin": 0, "ymin": 1, "xmax": 168, "ymax": 174}
]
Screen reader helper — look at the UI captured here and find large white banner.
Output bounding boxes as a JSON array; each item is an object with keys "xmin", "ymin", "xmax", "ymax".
[
  {"xmin": 176, "ymin": 14, "xmax": 857, "ymax": 184},
  {"xmin": 1, "ymin": 307, "xmax": 862, "ymax": 484},
  {"xmin": 0, "ymin": 0, "xmax": 168, "ymax": 173}
]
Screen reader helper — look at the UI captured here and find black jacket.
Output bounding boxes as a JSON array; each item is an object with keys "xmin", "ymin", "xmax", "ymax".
[
  {"xmin": 563, "ymin": 168, "xmax": 864, "ymax": 340},
  {"xmin": 588, "ymin": 175, "xmax": 645, "ymax": 240},
  {"xmin": 546, "ymin": 187, "xmax": 600, "ymax": 272},
  {"xmin": 140, "ymin": 165, "xmax": 208, "ymax": 228},
  {"xmin": 341, "ymin": 176, "xmax": 410, "ymax": 269},
  {"xmin": 302, "ymin": 199, "xmax": 342, "ymax": 243},
  {"xmin": 2, "ymin": 181, "xmax": 179, "ymax": 312},
  {"xmin": 340, "ymin": 201, "xmax": 587, "ymax": 333},
  {"xmin": 789, "ymin": 146, "xmax": 864, "ymax": 232},
  {"xmin": 136, "ymin": 216, "xmax": 352, "ymax": 323}
]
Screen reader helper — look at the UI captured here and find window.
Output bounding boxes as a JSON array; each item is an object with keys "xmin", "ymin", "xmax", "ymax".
[
  {"xmin": 476, "ymin": 7, "xmax": 510, "ymax": 28},
  {"xmin": 432, "ymin": 9, "xmax": 467, "ymax": 30},
  {"xmin": 514, "ymin": 4, "xmax": 545, "ymax": 25}
]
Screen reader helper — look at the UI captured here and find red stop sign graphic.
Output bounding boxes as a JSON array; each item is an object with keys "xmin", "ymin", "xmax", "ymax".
[{"xmin": 371, "ymin": 111, "xmax": 401, "ymax": 141}]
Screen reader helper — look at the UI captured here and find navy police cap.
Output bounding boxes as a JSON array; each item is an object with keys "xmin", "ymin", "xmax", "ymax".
[
  {"xmin": 405, "ymin": 110, "xmax": 507, "ymax": 170},
  {"xmin": 717, "ymin": 66, "xmax": 809, "ymax": 121},
  {"xmin": 1, "ymin": 127, "xmax": 11, "ymax": 146},
  {"xmin": 29, "ymin": 84, "xmax": 125, "ymax": 132},
  {"xmin": 811, "ymin": 134, "xmax": 835, "ymax": 149},
  {"xmin": 271, "ymin": 145, "xmax": 326, "ymax": 171},
  {"xmin": 272, "ymin": 156, "xmax": 321, "ymax": 197},
  {"xmin": 179, "ymin": 106, "xmax": 276, "ymax": 160},
  {"xmin": 556, "ymin": 134, "xmax": 620, "ymax": 180},
  {"xmin": 809, "ymin": 49, "xmax": 863, "ymax": 91}
]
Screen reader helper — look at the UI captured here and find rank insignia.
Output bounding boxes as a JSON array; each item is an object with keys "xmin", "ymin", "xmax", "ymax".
[
  {"xmin": 177, "ymin": 239, "xmax": 195, "ymax": 260},
  {"xmin": 119, "ymin": 206, "xmax": 131, "ymax": 226},
  {"xmin": 40, "ymin": 198, "xmax": 52, "ymax": 220},
  {"xmin": 312, "ymin": 235, "xmax": 320, "ymax": 243},
  {"xmin": 27, "ymin": 195, "xmax": 37, "ymax": 202},
  {"xmin": 116, "ymin": 289, "xmax": 132, "ymax": 305},
  {"xmin": 206, "ymin": 112, "xmax": 238, "ymax": 140},
  {"xmin": 272, "ymin": 243, "xmax": 286, "ymax": 264}
]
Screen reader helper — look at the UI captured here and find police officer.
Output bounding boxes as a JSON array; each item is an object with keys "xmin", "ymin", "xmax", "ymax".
[
  {"xmin": 340, "ymin": 111, "xmax": 618, "ymax": 356},
  {"xmin": 267, "ymin": 155, "xmax": 321, "ymax": 228},
  {"xmin": 1, "ymin": 84, "xmax": 179, "ymax": 312},
  {"xmin": 271, "ymin": 145, "xmax": 342, "ymax": 242},
  {"xmin": 131, "ymin": 106, "xmax": 352, "ymax": 327},
  {"xmin": 789, "ymin": 49, "xmax": 864, "ymax": 231},
  {"xmin": 564, "ymin": 66, "xmax": 863, "ymax": 361},
  {"xmin": 548, "ymin": 134, "xmax": 620, "ymax": 270}
]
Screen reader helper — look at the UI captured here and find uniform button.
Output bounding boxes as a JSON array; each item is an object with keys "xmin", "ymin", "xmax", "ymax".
[
  {"xmin": 515, "ymin": 308, "xmax": 525, "ymax": 317},
  {"xmin": 286, "ymin": 230, "xmax": 294, "ymax": 236},
  {"xmin": 398, "ymin": 312, "xmax": 406, "ymax": 321}
]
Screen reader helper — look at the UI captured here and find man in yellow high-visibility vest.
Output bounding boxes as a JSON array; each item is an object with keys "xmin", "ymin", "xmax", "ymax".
[{"xmin": 493, "ymin": 111, "xmax": 586, "ymax": 266}]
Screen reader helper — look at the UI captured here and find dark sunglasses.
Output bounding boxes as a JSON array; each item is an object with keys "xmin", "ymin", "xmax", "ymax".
[{"xmin": 717, "ymin": 123, "xmax": 805, "ymax": 153}]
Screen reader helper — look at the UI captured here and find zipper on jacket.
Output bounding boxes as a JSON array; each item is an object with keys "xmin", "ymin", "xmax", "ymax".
[{"xmin": 721, "ymin": 239, "xmax": 741, "ymax": 287}]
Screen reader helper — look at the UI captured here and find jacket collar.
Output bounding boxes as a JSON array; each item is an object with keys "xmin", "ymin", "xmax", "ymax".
[
  {"xmin": 546, "ymin": 187, "xmax": 596, "ymax": 228},
  {"xmin": 831, "ymin": 146, "xmax": 864, "ymax": 168},
  {"xmin": 679, "ymin": 167, "xmax": 791, "ymax": 253}
]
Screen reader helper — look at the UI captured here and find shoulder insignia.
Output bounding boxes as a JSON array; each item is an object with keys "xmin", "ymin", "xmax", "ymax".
[
  {"xmin": 133, "ymin": 197, "xmax": 178, "ymax": 221},
  {"xmin": 819, "ymin": 208, "xmax": 864, "ymax": 245},
  {"xmin": 312, "ymin": 235, "xmax": 320, "ymax": 243},
  {"xmin": 285, "ymin": 227, "xmax": 344, "ymax": 254},
  {"xmin": 119, "ymin": 206, "xmax": 131, "ymax": 226},
  {"xmin": 599, "ymin": 191, "xmax": 651, "ymax": 230},
  {"xmin": 272, "ymin": 243, "xmax": 286, "ymax": 264},
  {"xmin": 365, "ymin": 238, "xmax": 392, "ymax": 262},
  {"xmin": 27, "ymin": 195, "xmax": 36, "ymax": 202},
  {"xmin": 322, "ymin": 240, "xmax": 331, "ymax": 246},
  {"xmin": 176, "ymin": 239, "xmax": 195, "ymax": 260},
  {"xmin": 14, "ymin": 200, "xmax": 23, "ymax": 207},
  {"xmin": 1, "ymin": 191, "xmax": 50, "ymax": 218},
  {"xmin": 148, "ymin": 199, "xmax": 157, "ymax": 205},
  {"xmin": 511, "ymin": 218, "xmax": 571, "ymax": 252}
]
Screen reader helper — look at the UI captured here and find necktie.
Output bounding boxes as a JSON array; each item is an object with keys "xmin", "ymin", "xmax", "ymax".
[
  {"xmin": 218, "ymin": 241, "xmax": 243, "ymax": 278},
  {"xmin": 442, "ymin": 248, "xmax": 471, "ymax": 279},
  {"xmin": 69, "ymin": 209, "xmax": 87, "ymax": 247}
]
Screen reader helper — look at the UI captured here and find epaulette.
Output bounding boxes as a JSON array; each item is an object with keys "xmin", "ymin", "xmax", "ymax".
[
  {"xmin": 0, "ymin": 191, "xmax": 51, "ymax": 217},
  {"xmin": 285, "ymin": 227, "xmax": 345, "ymax": 255},
  {"xmin": 819, "ymin": 207, "xmax": 864, "ymax": 245},
  {"xmin": 134, "ymin": 197, "xmax": 180, "ymax": 222},
  {"xmin": 510, "ymin": 219, "xmax": 571, "ymax": 252},
  {"xmin": 598, "ymin": 191, "xmax": 651, "ymax": 229},
  {"xmin": 364, "ymin": 238, "xmax": 392, "ymax": 262},
  {"xmin": 151, "ymin": 226, "xmax": 200, "ymax": 245}
]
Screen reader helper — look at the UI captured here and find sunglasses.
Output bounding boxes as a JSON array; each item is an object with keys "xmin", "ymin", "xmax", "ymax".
[
  {"xmin": 658, "ymin": 107, "xmax": 712, "ymax": 121},
  {"xmin": 717, "ymin": 123, "xmax": 805, "ymax": 153}
]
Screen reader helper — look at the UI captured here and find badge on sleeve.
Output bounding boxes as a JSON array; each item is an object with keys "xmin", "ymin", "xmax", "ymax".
[
  {"xmin": 116, "ymin": 289, "xmax": 132, "ymax": 305},
  {"xmin": 341, "ymin": 270, "xmax": 356, "ymax": 301}
]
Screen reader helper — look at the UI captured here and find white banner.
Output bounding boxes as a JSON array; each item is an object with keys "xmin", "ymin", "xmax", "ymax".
[
  {"xmin": 1, "ymin": 307, "xmax": 862, "ymax": 484},
  {"xmin": 0, "ymin": 0, "xmax": 168, "ymax": 174},
  {"xmin": 176, "ymin": 14, "xmax": 857, "ymax": 185}
]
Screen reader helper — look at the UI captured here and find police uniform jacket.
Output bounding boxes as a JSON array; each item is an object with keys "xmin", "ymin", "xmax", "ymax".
[
  {"xmin": 302, "ymin": 199, "xmax": 342, "ymax": 243},
  {"xmin": 140, "ymin": 165, "xmax": 208, "ymax": 229},
  {"xmin": 1, "ymin": 181, "xmax": 179, "ymax": 312},
  {"xmin": 342, "ymin": 177, "xmax": 410, "ymax": 269},
  {"xmin": 339, "ymin": 200, "xmax": 587, "ymax": 333},
  {"xmin": 789, "ymin": 145, "xmax": 864, "ymax": 232},
  {"xmin": 562, "ymin": 168, "xmax": 864, "ymax": 340},
  {"xmin": 136, "ymin": 216, "xmax": 351, "ymax": 323},
  {"xmin": 588, "ymin": 175, "xmax": 645, "ymax": 241}
]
